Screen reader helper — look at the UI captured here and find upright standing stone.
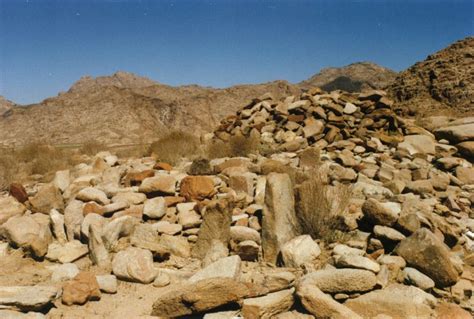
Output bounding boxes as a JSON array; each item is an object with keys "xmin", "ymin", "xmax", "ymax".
[
  {"xmin": 192, "ymin": 199, "xmax": 232, "ymax": 259},
  {"xmin": 262, "ymin": 173, "xmax": 300, "ymax": 264}
]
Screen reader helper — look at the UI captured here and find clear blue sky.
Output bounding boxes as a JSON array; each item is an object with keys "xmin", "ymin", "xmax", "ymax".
[{"xmin": 0, "ymin": 0, "xmax": 472, "ymax": 105}]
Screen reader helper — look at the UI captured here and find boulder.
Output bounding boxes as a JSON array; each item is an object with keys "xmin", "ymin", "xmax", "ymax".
[
  {"xmin": 230, "ymin": 226, "xmax": 261, "ymax": 243},
  {"xmin": 298, "ymin": 269, "xmax": 377, "ymax": 294},
  {"xmin": 102, "ymin": 216, "xmax": 138, "ymax": 250},
  {"xmin": 143, "ymin": 197, "xmax": 166, "ymax": 219},
  {"xmin": 395, "ymin": 228, "xmax": 459, "ymax": 287},
  {"xmin": 345, "ymin": 284, "xmax": 437, "ymax": 318},
  {"xmin": 189, "ymin": 255, "xmax": 241, "ymax": 283},
  {"xmin": 362, "ymin": 198, "xmax": 399, "ymax": 226},
  {"xmin": 236, "ymin": 240, "xmax": 260, "ymax": 261},
  {"xmin": 53, "ymin": 170, "xmax": 70, "ymax": 193},
  {"xmin": 262, "ymin": 173, "xmax": 300, "ymax": 264},
  {"xmin": 159, "ymin": 234, "xmax": 191, "ymax": 258},
  {"xmin": 402, "ymin": 267, "xmax": 435, "ymax": 291},
  {"xmin": 50, "ymin": 209, "xmax": 67, "ymax": 244},
  {"xmin": 0, "ymin": 214, "xmax": 52, "ymax": 258},
  {"xmin": 296, "ymin": 284, "xmax": 362, "ymax": 319},
  {"xmin": 281, "ymin": 235, "xmax": 321, "ymax": 268},
  {"xmin": 151, "ymin": 278, "xmax": 249, "ymax": 317},
  {"xmin": 180, "ymin": 176, "xmax": 216, "ymax": 201},
  {"xmin": 64, "ymin": 200, "xmax": 84, "ymax": 241},
  {"xmin": 434, "ymin": 123, "xmax": 474, "ymax": 144},
  {"xmin": 334, "ymin": 254, "xmax": 380, "ymax": 273},
  {"xmin": 138, "ymin": 175, "xmax": 176, "ymax": 195},
  {"xmin": 0, "ymin": 197, "xmax": 26, "ymax": 225},
  {"xmin": 88, "ymin": 224, "xmax": 110, "ymax": 268},
  {"xmin": 457, "ymin": 141, "xmax": 474, "ymax": 160},
  {"xmin": 112, "ymin": 247, "xmax": 157, "ymax": 283},
  {"xmin": 62, "ymin": 272, "xmax": 101, "ymax": 306},
  {"xmin": 29, "ymin": 184, "xmax": 64, "ymax": 214},
  {"xmin": 76, "ymin": 187, "xmax": 110, "ymax": 205},
  {"xmin": 242, "ymin": 288, "xmax": 295, "ymax": 319},
  {"xmin": 398, "ymin": 135, "xmax": 436, "ymax": 155},
  {"xmin": 192, "ymin": 199, "xmax": 232, "ymax": 259},
  {"xmin": 0, "ymin": 286, "xmax": 58, "ymax": 311},
  {"xmin": 455, "ymin": 166, "xmax": 474, "ymax": 185}
]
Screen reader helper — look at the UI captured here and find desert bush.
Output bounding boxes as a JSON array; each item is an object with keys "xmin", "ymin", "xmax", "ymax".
[
  {"xmin": 206, "ymin": 133, "xmax": 262, "ymax": 159},
  {"xmin": 148, "ymin": 131, "xmax": 202, "ymax": 165},
  {"xmin": 80, "ymin": 140, "xmax": 106, "ymax": 156},
  {"xmin": 295, "ymin": 169, "xmax": 352, "ymax": 243}
]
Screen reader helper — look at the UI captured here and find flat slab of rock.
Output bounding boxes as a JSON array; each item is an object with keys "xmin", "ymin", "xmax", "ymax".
[
  {"xmin": 395, "ymin": 228, "xmax": 459, "ymax": 287},
  {"xmin": 298, "ymin": 269, "xmax": 377, "ymax": 294},
  {"xmin": 151, "ymin": 278, "xmax": 249, "ymax": 317},
  {"xmin": 345, "ymin": 284, "xmax": 437, "ymax": 318},
  {"xmin": 296, "ymin": 283, "xmax": 362, "ymax": 319},
  {"xmin": 189, "ymin": 255, "xmax": 241, "ymax": 283},
  {"xmin": 0, "ymin": 286, "xmax": 58, "ymax": 311},
  {"xmin": 46, "ymin": 240, "xmax": 88, "ymax": 263},
  {"xmin": 334, "ymin": 254, "xmax": 380, "ymax": 273},
  {"xmin": 242, "ymin": 288, "xmax": 295, "ymax": 319},
  {"xmin": 434, "ymin": 123, "xmax": 474, "ymax": 144}
]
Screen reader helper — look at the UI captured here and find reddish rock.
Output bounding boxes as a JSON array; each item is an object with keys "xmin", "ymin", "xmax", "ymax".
[
  {"xmin": 154, "ymin": 162, "xmax": 173, "ymax": 171},
  {"xmin": 435, "ymin": 302, "xmax": 472, "ymax": 319},
  {"xmin": 124, "ymin": 170, "xmax": 155, "ymax": 187},
  {"xmin": 164, "ymin": 196, "xmax": 186, "ymax": 207},
  {"xmin": 62, "ymin": 272, "xmax": 101, "ymax": 306},
  {"xmin": 83, "ymin": 202, "xmax": 105, "ymax": 216},
  {"xmin": 9, "ymin": 183, "xmax": 28, "ymax": 203},
  {"xmin": 180, "ymin": 176, "xmax": 216, "ymax": 201}
]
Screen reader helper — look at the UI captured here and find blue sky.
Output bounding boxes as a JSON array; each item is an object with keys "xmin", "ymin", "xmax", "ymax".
[{"xmin": 0, "ymin": 0, "xmax": 472, "ymax": 105}]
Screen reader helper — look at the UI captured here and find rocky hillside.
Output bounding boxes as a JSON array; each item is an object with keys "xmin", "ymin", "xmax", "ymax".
[
  {"xmin": 0, "ymin": 88, "xmax": 472, "ymax": 318},
  {"xmin": 299, "ymin": 62, "xmax": 397, "ymax": 92},
  {"xmin": 389, "ymin": 36, "xmax": 474, "ymax": 116},
  {"xmin": 0, "ymin": 96, "xmax": 14, "ymax": 117},
  {"xmin": 0, "ymin": 75, "xmax": 300, "ymax": 146}
]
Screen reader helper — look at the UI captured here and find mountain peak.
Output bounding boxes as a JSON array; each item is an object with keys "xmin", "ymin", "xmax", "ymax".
[
  {"xmin": 69, "ymin": 71, "xmax": 158, "ymax": 93},
  {"xmin": 299, "ymin": 62, "xmax": 397, "ymax": 92}
]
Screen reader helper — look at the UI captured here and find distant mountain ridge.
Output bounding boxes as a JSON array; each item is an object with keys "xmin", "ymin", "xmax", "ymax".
[{"xmin": 0, "ymin": 96, "xmax": 15, "ymax": 118}]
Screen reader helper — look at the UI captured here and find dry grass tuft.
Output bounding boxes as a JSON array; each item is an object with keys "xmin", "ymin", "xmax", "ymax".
[
  {"xmin": 80, "ymin": 140, "xmax": 106, "ymax": 156},
  {"xmin": 296, "ymin": 169, "xmax": 352, "ymax": 243},
  {"xmin": 206, "ymin": 133, "xmax": 262, "ymax": 159},
  {"xmin": 148, "ymin": 131, "xmax": 202, "ymax": 165}
]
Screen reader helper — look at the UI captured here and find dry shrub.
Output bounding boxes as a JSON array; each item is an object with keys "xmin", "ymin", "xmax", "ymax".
[
  {"xmin": 296, "ymin": 169, "xmax": 352, "ymax": 243},
  {"xmin": 80, "ymin": 140, "xmax": 106, "ymax": 156},
  {"xmin": 0, "ymin": 143, "xmax": 75, "ymax": 190},
  {"xmin": 206, "ymin": 133, "xmax": 261, "ymax": 159},
  {"xmin": 148, "ymin": 131, "xmax": 202, "ymax": 165}
]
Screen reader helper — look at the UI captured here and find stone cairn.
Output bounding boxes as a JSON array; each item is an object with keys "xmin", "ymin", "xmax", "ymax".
[{"xmin": 0, "ymin": 88, "xmax": 473, "ymax": 318}]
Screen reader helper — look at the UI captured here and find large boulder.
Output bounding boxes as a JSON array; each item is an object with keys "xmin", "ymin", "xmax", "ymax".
[
  {"xmin": 345, "ymin": 284, "xmax": 437, "ymax": 318},
  {"xmin": 0, "ymin": 197, "xmax": 26, "ymax": 225},
  {"xmin": 138, "ymin": 175, "xmax": 176, "ymax": 195},
  {"xmin": 296, "ymin": 283, "xmax": 362, "ymax": 319},
  {"xmin": 395, "ymin": 228, "xmax": 459, "ymax": 287},
  {"xmin": 0, "ymin": 214, "xmax": 52, "ymax": 258},
  {"xmin": 180, "ymin": 176, "xmax": 216, "ymax": 201},
  {"xmin": 262, "ymin": 173, "xmax": 300, "ymax": 264},
  {"xmin": 189, "ymin": 255, "xmax": 241, "ymax": 283},
  {"xmin": 398, "ymin": 134, "xmax": 436, "ymax": 155},
  {"xmin": 362, "ymin": 198, "xmax": 400, "ymax": 226},
  {"xmin": 192, "ymin": 199, "xmax": 232, "ymax": 259},
  {"xmin": 75, "ymin": 187, "xmax": 110, "ymax": 205},
  {"xmin": 29, "ymin": 184, "xmax": 64, "ymax": 214},
  {"xmin": 151, "ymin": 278, "xmax": 249, "ymax": 317},
  {"xmin": 298, "ymin": 269, "xmax": 377, "ymax": 294}
]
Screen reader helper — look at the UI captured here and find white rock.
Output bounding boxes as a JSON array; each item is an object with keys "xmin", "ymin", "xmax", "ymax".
[
  {"xmin": 0, "ymin": 286, "xmax": 58, "ymax": 311},
  {"xmin": 96, "ymin": 275, "xmax": 117, "ymax": 294},
  {"xmin": 50, "ymin": 263, "xmax": 79, "ymax": 282},
  {"xmin": 335, "ymin": 254, "xmax": 380, "ymax": 273},
  {"xmin": 50, "ymin": 209, "xmax": 67, "ymax": 244},
  {"xmin": 281, "ymin": 235, "xmax": 321, "ymax": 268},
  {"xmin": 53, "ymin": 170, "xmax": 70, "ymax": 193},
  {"xmin": 112, "ymin": 247, "xmax": 157, "ymax": 284},
  {"xmin": 143, "ymin": 197, "xmax": 167, "ymax": 219},
  {"xmin": 76, "ymin": 187, "xmax": 110, "ymax": 205},
  {"xmin": 46, "ymin": 240, "xmax": 88, "ymax": 263}
]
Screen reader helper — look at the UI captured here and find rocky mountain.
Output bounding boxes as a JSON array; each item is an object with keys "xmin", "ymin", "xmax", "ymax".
[
  {"xmin": 299, "ymin": 62, "xmax": 398, "ymax": 92},
  {"xmin": 388, "ymin": 37, "xmax": 474, "ymax": 116},
  {"xmin": 0, "ymin": 75, "xmax": 300, "ymax": 146},
  {"xmin": 0, "ymin": 96, "xmax": 14, "ymax": 118}
]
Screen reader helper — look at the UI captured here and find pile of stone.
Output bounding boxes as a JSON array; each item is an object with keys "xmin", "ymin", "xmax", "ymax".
[
  {"xmin": 0, "ymin": 89, "xmax": 473, "ymax": 318},
  {"xmin": 213, "ymin": 88, "xmax": 406, "ymax": 153}
]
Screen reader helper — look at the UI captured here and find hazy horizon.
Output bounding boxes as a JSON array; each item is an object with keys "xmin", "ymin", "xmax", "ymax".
[{"xmin": 1, "ymin": 0, "xmax": 472, "ymax": 105}]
